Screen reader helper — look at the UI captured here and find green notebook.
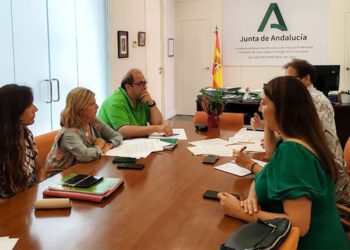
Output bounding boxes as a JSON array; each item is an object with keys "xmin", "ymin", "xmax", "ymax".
[{"xmin": 49, "ymin": 174, "xmax": 122, "ymax": 195}]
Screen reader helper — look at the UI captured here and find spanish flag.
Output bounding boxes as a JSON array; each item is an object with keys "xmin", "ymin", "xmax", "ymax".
[{"xmin": 212, "ymin": 30, "xmax": 223, "ymax": 88}]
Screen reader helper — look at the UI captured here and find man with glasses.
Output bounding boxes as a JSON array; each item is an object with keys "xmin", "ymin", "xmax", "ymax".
[
  {"xmin": 248, "ymin": 59, "xmax": 350, "ymax": 205},
  {"xmin": 98, "ymin": 69, "xmax": 172, "ymax": 138}
]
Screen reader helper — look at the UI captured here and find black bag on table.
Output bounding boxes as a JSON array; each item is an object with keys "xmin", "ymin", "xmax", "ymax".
[{"xmin": 220, "ymin": 218, "xmax": 291, "ymax": 250}]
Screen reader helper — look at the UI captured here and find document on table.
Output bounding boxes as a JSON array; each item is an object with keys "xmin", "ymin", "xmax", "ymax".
[
  {"xmin": 226, "ymin": 143, "xmax": 265, "ymax": 153},
  {"xmin": 149, "ymin": 128, "xmax": 187, "ymax": 140},
  {"xmin": 228, "ymin": 128, "xmax": 265, "ymax": 152},
  {"xmin": 189, "ymin": 138, "xmax": 229, "ymax": 147},
  {"xmin": 214, "ymin": 159, "xmax": 267, "ymax": 176},
  {"xmin": 105, "ymin": 138, "xmax": 164, "ymax": 158},
  {"xmin": 187, "ymin": 145, "xmax": 233, "ymax": 157},
  {"xmin": 214, "ymin": 161, "xmax": 251, "ymax": 176},
  {"xmin": 0, "ymin": 237, "xmax": 19, "ymax": 250},
  {"xmin": 229, "ymin": 128, "xmax": 264, "ymax": 143}
]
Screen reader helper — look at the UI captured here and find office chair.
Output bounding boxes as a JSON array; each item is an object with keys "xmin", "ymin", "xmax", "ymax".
[{"xmin": 34, "ymin": 130, "xmax": 58, "ymax": 180}]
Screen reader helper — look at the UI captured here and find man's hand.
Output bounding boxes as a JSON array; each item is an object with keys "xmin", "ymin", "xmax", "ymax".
[
  {"xmin": 139, "ymin": 90, "xmax": 154, "ymax": 105},
  {"xmin": 155, "ymin": 123, "xmax": 173, "ymax": 137},
  {"xmin": 250, "ymin": 113, "xmax": 265, "ymax": 130}
]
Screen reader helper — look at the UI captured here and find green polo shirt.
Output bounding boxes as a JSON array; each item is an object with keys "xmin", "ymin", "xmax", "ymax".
[{"xmin": 98, "ymin": 87, "xmax": 150, "ymax": 130}]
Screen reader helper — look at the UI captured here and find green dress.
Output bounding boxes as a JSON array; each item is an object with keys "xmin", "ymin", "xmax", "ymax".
[{"xmin": 255, "ymin": 139, "xmax": 349, "ymax": 249}]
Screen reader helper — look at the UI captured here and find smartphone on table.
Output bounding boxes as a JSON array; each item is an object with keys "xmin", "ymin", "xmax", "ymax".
[
  {"xmin": 63, "ymin": 174, "xmax": 103, "ymax": 188},
  {"xmin": 112, "ymin": 156, "xmax": 137, "ymax": 163},
  {"xmin": 203, "ymin": 190, "xmax": 240, "ymax": 201},
  {"xmin": 117, "ymin": 163, "xmax": 145, "ymax": 170},
  {"xmin": 202, "ymin": 155, "xmax": 220, "ymax": 164}
]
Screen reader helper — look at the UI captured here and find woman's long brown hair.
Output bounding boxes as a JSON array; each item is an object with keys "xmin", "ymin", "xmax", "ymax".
[
  {"xmin": 0, "ymin": 84, "xmax": 34, "ymax": 194},
  {"xmin": 263, "ymin": 76, "xmax": 337, "ymax": 180}
]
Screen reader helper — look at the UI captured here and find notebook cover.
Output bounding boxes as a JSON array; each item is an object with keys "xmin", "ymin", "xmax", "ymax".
[
  {"xmin": 49, "ymin": 175, "xmax": 120, "ymax": 195},
  {"xmin": 43, "ymin": 178, "xmax": 124, "ymax": 203}
]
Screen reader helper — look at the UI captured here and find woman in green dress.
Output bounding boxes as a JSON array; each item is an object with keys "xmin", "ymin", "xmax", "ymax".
[{"xmin": 218, "ymin": 76, "xmax": 349, "ymax": 249}]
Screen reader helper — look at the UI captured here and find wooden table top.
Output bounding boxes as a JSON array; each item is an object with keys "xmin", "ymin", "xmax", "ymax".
[{"xmin": 0, "ymin": 120, "xmax": 255, "ymax": 250}]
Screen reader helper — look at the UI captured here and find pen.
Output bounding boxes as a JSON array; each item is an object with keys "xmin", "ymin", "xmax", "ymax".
[{"xmin": 240, "ymin": 146, "xmax": 247, "ymax": 152}]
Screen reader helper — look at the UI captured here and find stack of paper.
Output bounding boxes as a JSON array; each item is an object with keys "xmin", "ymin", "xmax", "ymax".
[
  {"xmin": 227, "ymin": 128, "xmax": 265, "ymax": 152},
  {"xmin": 149, "ymin": 128, "xmax": 187, "ymax": 140},
  {"xmin": 105, "ymin": 138, "xmax": 165, "ymax": 158},
  {"xmin": 0, "ymin": 237, "xmax": 18, "ymax": 250}
]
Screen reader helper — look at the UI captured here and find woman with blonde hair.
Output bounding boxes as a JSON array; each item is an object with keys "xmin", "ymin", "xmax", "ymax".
[
  {"xmin": 0, "ymin": 84, "xmax": 41, "ymax": 198},
  {"xmin": 46, "ymin": 87, "xmax": 122, "ymax": 176}
]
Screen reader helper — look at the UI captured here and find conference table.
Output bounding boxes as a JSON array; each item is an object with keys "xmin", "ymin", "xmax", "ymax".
[{"xmin": 0, "ymin": 120, "xmax": 257, "ymax": 250}]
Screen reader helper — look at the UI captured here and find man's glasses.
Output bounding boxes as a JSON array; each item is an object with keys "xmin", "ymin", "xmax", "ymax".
[{"xmin": 132, "ymin": 80, "xmax": 148, "ymax": 87}]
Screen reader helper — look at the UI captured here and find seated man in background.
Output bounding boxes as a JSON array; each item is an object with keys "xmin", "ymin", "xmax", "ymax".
[
  {"xmin": 247, "ymin": 59, "xmax": 350, "ymax": 205},
  {"xmin": 98, "ymin": 69, "xmax": 172, "ymax": 138}
]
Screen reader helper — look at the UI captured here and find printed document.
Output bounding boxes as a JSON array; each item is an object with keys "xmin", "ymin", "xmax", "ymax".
[
  {"xmin": 187, "ymin": 145, "xmax": 233, "ymax": 157},
  {"xmin": 228, "ymin": 128, "xmax": 264, "ymax": 152},
  {"xmin": 189, "ymin": 138, "xmax": 229, "ymax": 147},
  {"xmin": 105, "ymin": 138, "xmax": 164, "ymax": 158},
  {"xmin": 214, "ymin": 159, "xmax": 267, "ymax": 176}
]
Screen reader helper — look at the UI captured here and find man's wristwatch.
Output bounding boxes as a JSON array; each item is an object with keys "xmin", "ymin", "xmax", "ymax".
[{"xmin": 148, "ymin": 100, "xmax": 156, "ymax": 107}]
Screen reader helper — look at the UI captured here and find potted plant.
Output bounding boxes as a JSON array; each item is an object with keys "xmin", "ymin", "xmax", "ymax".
[{"xmin": 200, "ymin": 88, "xmax": 226, "ymax": 127}]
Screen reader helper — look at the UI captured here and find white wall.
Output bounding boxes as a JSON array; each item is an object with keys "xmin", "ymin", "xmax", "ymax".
[
  {"xmin": 175, "ymin": 0, "xmax": 350, "ymax": 91},
  {"xmin": 163, "ymin": 0, "xmax": 176, "ymax": 119},
  {"xmin": 109, "ymin": 0, "xmax": 146, "ymax": 90},
  {"xmin": 108, "ymin": 0, "xmax": 176, "ymax": 119}
]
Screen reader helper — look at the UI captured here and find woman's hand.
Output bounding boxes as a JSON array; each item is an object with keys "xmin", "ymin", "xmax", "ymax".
[
  {"xmin": 233, "ymin": 150, "xmax": 255, "ymax": 170},
  {"xmin": 218, "ymin": 192, "xmax": 244, "ymax": 218},
  {"xmin": 101, "ymin": 142, "xmax": 113, "ymax": 153},
  {"xmin": 240, "ymin": 197, "xmax": 260, "ymax": 215},
  {"xmin": 94, "ymin": 138, "xmax": 105, "ymax": 150}
]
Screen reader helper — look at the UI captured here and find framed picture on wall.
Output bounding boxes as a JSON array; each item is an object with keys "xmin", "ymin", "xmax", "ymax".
[
  {"xmin": 138, "ymin": 32, "xmax": 146, "ymax": 46},
  {"xmin": 118, "ymin": 31, "xmax": 128, "ymax": 58},
  {"xmin": 168, "ymin": 38, "xmax": 174, "ymax": 57}
]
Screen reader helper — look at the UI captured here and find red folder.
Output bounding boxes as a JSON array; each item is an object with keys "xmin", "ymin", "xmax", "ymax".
[{"xmin": 43, "ymin": 179, "xmax": 124, "ymax": 203}]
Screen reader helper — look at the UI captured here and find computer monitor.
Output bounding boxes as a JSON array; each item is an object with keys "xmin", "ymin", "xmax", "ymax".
[{"xmin": 313, "ymin": 65, "xmax": 340, "ymax": 96}]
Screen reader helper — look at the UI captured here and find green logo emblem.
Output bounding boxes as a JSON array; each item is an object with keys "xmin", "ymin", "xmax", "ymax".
[{"xmin": 258, "ymin": 3, "xmax": 287, "ymax": 32}]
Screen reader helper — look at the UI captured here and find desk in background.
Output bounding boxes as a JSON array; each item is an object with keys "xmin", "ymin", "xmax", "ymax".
[
  {"xmin": 0, "ymin": 120, "xmax": 253, "ymax": 250},
  {"xmin": 197, "ymin": 99, "xmax": 350, "ymax": 149}
]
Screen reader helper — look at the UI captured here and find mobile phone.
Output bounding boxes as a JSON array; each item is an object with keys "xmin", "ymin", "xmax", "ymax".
[
  {"xmin": 63, "ymin": 174, "xmax": 103, "ymax": 188},
  {"xmin": 202, "ymin": 190, "xmax": 240, "ymax": 201},
  {"xmin": 202, "ymin": 155, "xmax": 219, "ymax": 164},
  {"xmin": 63, "ymin": 174, "xmax": 89, "ymax": 186},
  {"xmin": 74, "ymin": 175, "xmax": 103, "ymax": 188},
  {"xmin": 195, "ymin": 124, "xmax": 208, "ymax": 132},
  {"xmin": 112, "ymin": 156, "xmax": 137, "ymax": 164},
  {"xmin": 117, "ymin": 163, "xmax": 145, "ymax": 170}
]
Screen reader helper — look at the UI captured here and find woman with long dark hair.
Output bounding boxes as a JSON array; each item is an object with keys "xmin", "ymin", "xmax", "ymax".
[
  {"xmin": 0, "ymin": 84, "xmax": 40, "ymax": 199},
  {"xmin": 218, "ymin": 76, "xmax": 348, "ymax": 249}
]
